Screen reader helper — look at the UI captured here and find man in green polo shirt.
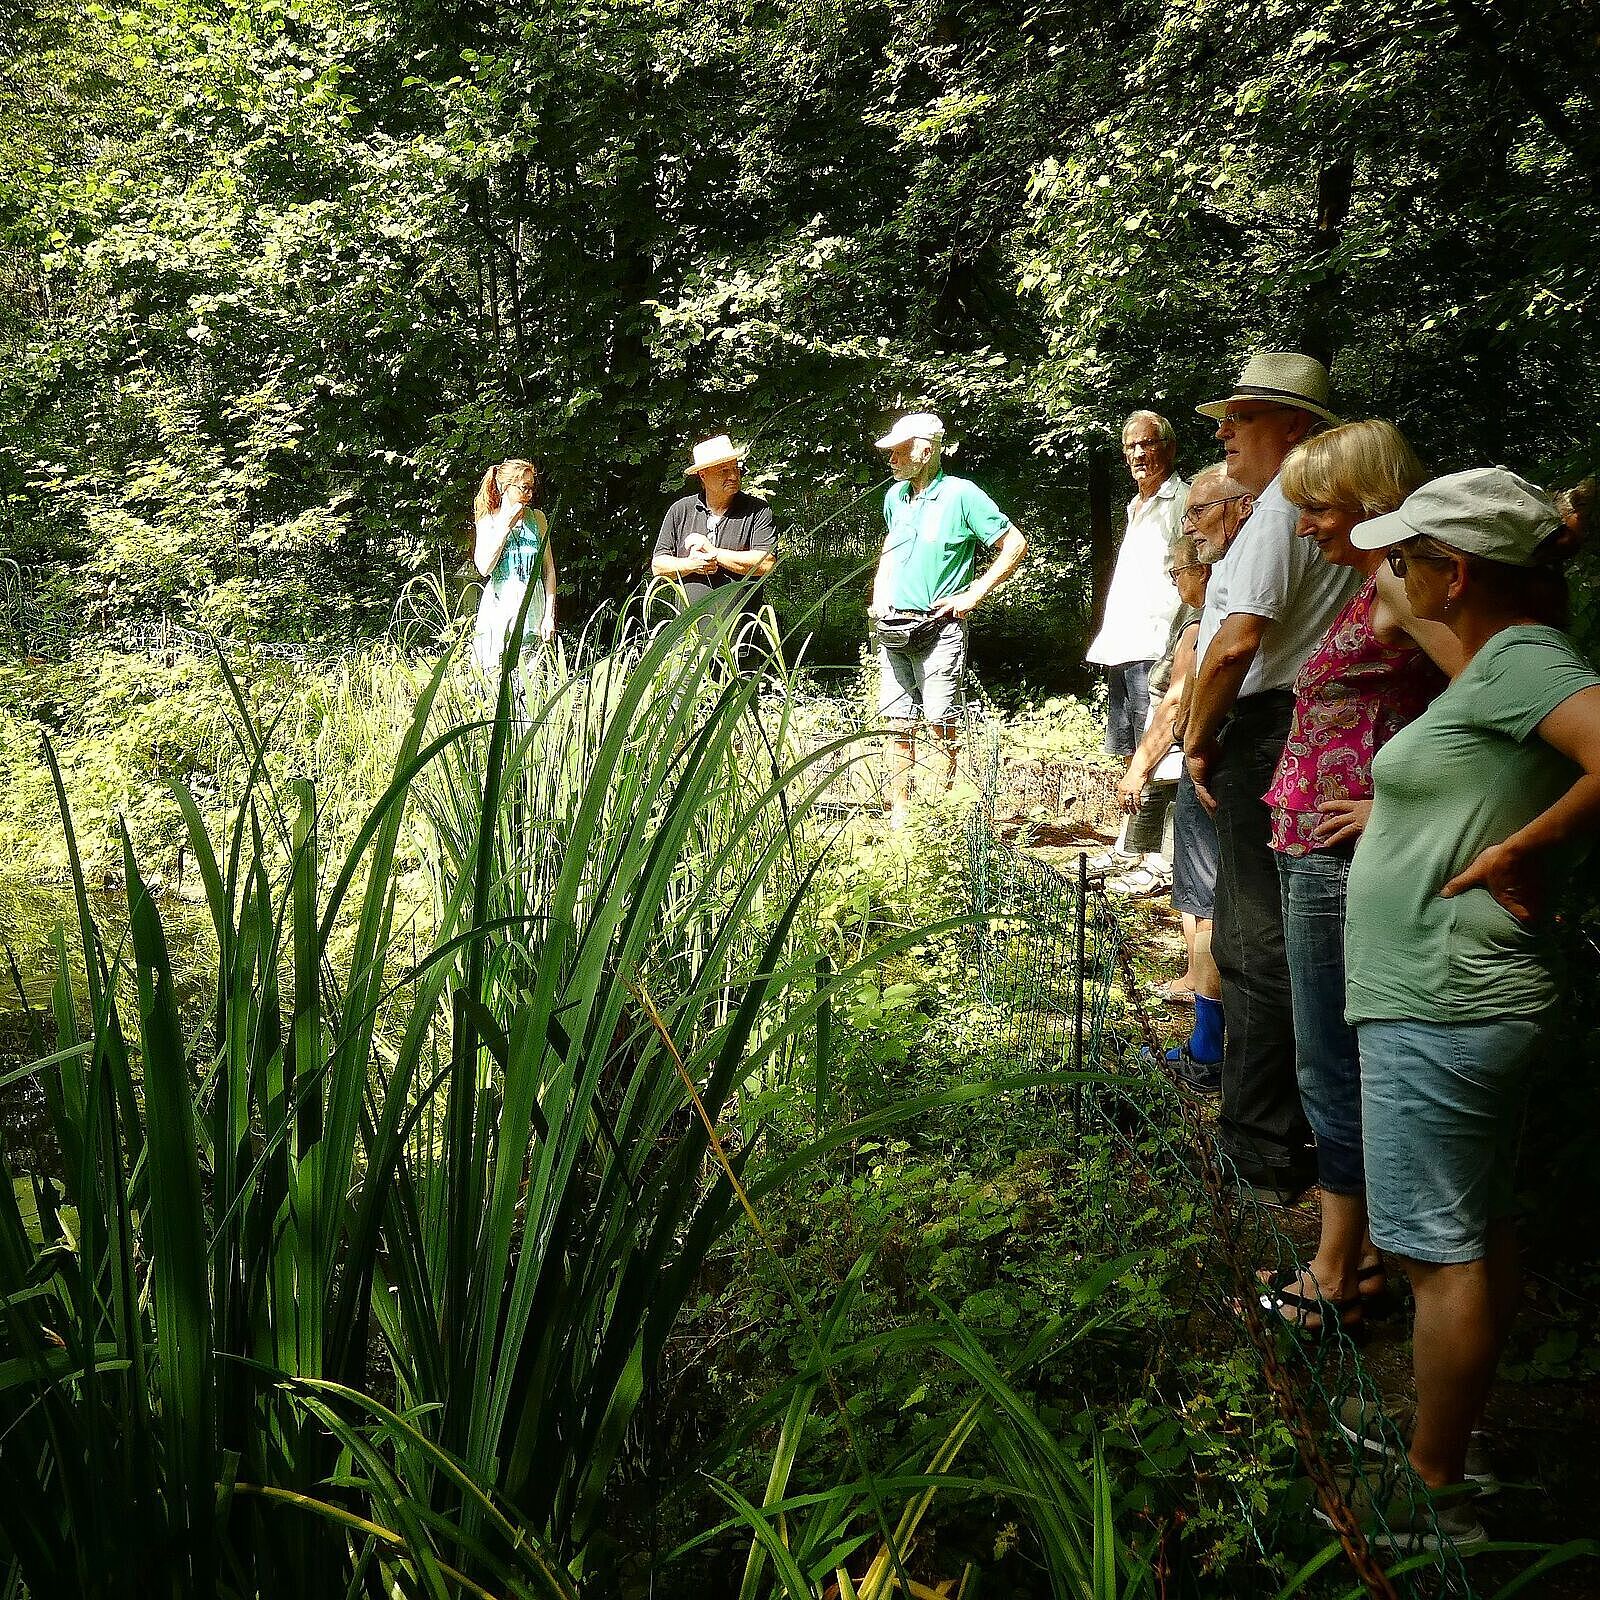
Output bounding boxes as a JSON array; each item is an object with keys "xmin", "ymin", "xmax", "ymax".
[{"xmin": 870, "ymin": 412, "xmax": 1028, "ymax": 823}]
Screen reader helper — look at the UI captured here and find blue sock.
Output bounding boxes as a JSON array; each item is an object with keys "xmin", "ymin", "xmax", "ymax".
[{"xmin": 1188, "ymin": 995, "xmax": 1224, "ymax": 1063}]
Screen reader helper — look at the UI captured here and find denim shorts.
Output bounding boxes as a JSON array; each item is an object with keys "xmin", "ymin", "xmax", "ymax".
[
  {"xmin": 1358, "ymin": 1013, "xmax": 1549, "ymax": 1264},
  {"xmin": 878, "ymin": 620, "xmax": 966, "ymax": 727},
  {"xmin": 1278, "ymin": 850, "xmax": 1362, "ymax": 1195},
  {"xmin": 1104, "ymin": 660, "xmax": 1153, "ymax": 758},
  {"xmin": 1171, "ymin": 769, "xmax": 1218, "ymax": 919}
]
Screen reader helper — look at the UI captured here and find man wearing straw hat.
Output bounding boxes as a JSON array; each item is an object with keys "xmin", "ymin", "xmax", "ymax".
[
  {"xmin": 652, "ymin": 433, "xmax": 777, "ymax": 613},
  {"xmin": 1181, "ymin": 353, "xmax": 1360, "ymax": 1203},
  {"xmin": 870, "ymin": 411, "xmax": 1028, "ymax": 825}
]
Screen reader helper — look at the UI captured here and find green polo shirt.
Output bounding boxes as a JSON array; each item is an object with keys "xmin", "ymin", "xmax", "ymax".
[{"xmin": 881, "ymin": 472, "xmax": 1011, "ymax": 611}]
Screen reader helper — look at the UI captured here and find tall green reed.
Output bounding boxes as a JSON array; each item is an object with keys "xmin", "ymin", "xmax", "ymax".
[{"xmin": 0, "ymin": 590, "xmax": 885, "ymax": 1595}]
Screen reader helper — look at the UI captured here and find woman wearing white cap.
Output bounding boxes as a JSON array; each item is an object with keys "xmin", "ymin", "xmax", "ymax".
[
  {"xmin": 472, "ymin": 458, "xmax": 556, "ymax": 675},
  {"xmin": 1331, "ymin": 470, "xmax": 1599, "ymax": 1551},
  {"xmin": 1253, "ymin": 421, "xmax": 1460, "ymax": 1339}
]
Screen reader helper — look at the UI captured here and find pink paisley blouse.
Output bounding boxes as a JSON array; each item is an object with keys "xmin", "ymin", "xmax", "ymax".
[{"xmin": 1266, "ymin": 577, "xmax": 1445, "ymax": 856}]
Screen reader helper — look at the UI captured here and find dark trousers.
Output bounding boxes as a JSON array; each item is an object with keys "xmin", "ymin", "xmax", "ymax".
[{"xmin": 1209, "ymin": 690, "xmax": 1313, "ymax": 1177}]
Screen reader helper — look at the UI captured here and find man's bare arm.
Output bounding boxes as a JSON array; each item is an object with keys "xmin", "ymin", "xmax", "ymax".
[
  {"xmin": 1184, "ymin": 613, "xmax": 1270, "ymax": 755},
  {"xmin": 653, "ymin": 550, "xmax": 718, "ymax": 577},
  {"xmin": 711, "ymin": 546, "xmax": 775, "ymax": 578},
  {"xmin": 1121, "ymin": 628, "xmax": 1197, "ymax": 803},
  {"xmin": 931, "ymin": 526, "xmax": 1028, "ymax": 619},
  {"xmin": 870, "ymin": 537, "xmax": 896, "ymax": 618},
  {"xmin": 1183, "ymin": 612, "xmax": 1270, "ymax": 808}
]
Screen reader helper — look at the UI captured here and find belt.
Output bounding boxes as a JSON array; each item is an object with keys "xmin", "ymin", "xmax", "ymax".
[{"xmin": 1225, "ymin": 688, "xmax": 1294, "ymax": 721}]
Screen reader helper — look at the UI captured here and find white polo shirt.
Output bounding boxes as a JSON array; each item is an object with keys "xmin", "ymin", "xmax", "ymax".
[
  {"xmin": 1195, "ymin": 472, "xmax": 1360, "ymax": 699},
  {"xmin": 1086, "ymin": 474, "xmax": 1187, "ymax": 668}
]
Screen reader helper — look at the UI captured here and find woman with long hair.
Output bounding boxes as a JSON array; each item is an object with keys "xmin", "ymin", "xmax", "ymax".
[
  {"xmin": 472, "ymin": 458, "xmax": 556, "ymax": 674},
  {"xmin": 1332, "ymin": 470, "xmax": 1598, "ymax": 1552},
  {"xmin": 1256, "ymin": 421, "xmax": 1462, "ymax": 1336}
]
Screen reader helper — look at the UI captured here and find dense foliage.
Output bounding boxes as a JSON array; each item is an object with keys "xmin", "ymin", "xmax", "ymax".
[
  {"xmin": 2, "ymin": 0, "xmax": 1595, "ymax": 665},
  {"xmin": 2, "ymin": 4, "xmax": 1599, "ymax": 1592},
  {"xmin": 0, "ymin": 611, "xmax": 1277, "ymax": 1597}
]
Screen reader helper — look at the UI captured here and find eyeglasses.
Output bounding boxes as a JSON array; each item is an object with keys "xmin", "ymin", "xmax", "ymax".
[
  {"xmin": 1166, "ymin": 562, "xmax": 1207, "ymax": 580},
  {"xmin": 1182, "ymin": 494, "xmax": 1247, "ymax": 524},
  {"xmin": 1220, "ymin": 405, "xmax": 1292, "ymax": 425},
  {"xmin": 1385, "ymin": 546, "xmax": 1455, "ymax": 578}
]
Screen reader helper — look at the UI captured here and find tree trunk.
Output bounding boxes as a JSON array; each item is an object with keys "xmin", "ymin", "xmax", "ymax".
[
  {"xmin": 1087, "ymin": 447, "xmax": 1116, "ymax": 639},
  {"xmin": 1301, "ymin": 155, "xmax": 1354, "ymax": 368},
  {"xmin": 594, "ymin": 70, "xmax": 662, "ymax": 601}
]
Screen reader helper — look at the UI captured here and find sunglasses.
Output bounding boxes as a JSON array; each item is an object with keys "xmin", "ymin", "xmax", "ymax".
[{"xmin": 1385, "ymin": 546, "xmax": 1455, "ymax": 578}]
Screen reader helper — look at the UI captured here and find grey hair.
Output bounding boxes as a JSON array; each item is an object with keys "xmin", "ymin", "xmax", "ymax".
[
  {"xmin": 1168, "ymin": 533, "xmax": 1204, "ymax": 569},
  {"xmin": 1121, "ymin": 410, "xmax": 1176, "ymax": 446}
]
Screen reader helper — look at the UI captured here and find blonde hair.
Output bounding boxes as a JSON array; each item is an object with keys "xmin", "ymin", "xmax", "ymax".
[
  {"xmin": 1280, "ymin": 420, "xmax": 1426, "ymax": 518},
  {"xmin": 473, "ymin": 458, "xmax": 540, "ymax": 521}
]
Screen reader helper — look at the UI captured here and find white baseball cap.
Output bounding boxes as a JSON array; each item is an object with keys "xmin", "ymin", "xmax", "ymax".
[
  {"xmin": 875, "ymin": 412, "xmax": 945, "ymax": 450},
  {"xmin": 1349, "ymin": 468, "xmax": 1562, "ymax": 566}
]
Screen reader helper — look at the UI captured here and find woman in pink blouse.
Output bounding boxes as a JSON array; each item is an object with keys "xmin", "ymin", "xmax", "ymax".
[{"xmin": 1258, "ymin": 422, "xmax": 1462, "ymax": 1330}]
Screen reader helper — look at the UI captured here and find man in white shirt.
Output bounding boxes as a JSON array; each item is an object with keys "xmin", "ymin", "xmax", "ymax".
[
  {"xmin": 1084, "ymin": 412, "xmax": 1187, "ymax": 883},
  {"xmin": 1182, "ymin": 353, "xmax": 1360, "ymax": 1202},
  {"xmin": 1086, "ymin": 411, "xmax": 1187, "ymax": 767}
]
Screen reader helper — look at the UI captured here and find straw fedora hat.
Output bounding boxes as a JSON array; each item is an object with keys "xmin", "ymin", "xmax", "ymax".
[
  {"xmin": 684, "ymin": 434, "xmax": 748, "ymax": 476},
  {"xmin": 1196, "ymin": 353, "xmax": 1339, "ymax": 425}
]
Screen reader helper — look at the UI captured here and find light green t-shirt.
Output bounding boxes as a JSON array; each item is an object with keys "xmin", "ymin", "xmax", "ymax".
[
  {"xmin": 1345, "ymin": 625, "xmax": 1599, "ymax": 1023},
  {"xmin": 882, "ymin": 472, "xmax": 1010, "ymax": 611}
]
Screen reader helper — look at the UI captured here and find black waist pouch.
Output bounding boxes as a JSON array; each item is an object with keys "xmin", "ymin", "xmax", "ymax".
[{"xmin": 875, "ymin": 609, "xmax": 945, "ymax": 652}]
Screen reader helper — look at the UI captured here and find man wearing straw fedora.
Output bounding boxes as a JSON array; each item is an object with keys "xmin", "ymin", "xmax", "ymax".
[
  {"xmin": 870, "ymin": 411, "xmax": 1028, "ymax": 825},
  {"xmin": 1181, "ymin": 353, "xmax": 1360, "ymax": 1203},
  {"xmin": 652, "ymin": 434, "xmax": 777, "ymax": 615}
]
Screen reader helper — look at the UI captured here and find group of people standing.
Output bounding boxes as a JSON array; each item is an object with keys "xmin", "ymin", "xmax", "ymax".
[
  {"xmin": 1089, "ymin": 352, "xmax": 1599, "ymax": 1554},
  {"xmin": 468, "ymin": 365, "xmax": 1597, "ymax": 1554},
  {"xmin": 470, "ymin": 435, "xmax": 778, "ymax": 676},
  {"xmin": 471, "ymin": 416, "xmax": 1029, "ymax": 821}
]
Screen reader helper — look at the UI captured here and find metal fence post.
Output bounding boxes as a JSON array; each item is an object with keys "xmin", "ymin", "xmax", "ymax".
[{"xmin": 1073, "ymin": 852, "xmax": 1088, "ymax": 1143}]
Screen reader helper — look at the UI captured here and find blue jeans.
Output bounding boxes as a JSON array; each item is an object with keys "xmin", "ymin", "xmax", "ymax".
[
  {"xmin": 1104, "ymin": 660, "xmax": 1153, "ymax": 758},
  {"xmin": 1277, "ymin": 849, "xmax": 1363, "ymax": 1195}
]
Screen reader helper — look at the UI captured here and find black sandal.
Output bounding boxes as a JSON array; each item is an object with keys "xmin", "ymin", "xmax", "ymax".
[{"xmin": 1254, "ymin": 1266, "xmax": 1364, "ymax": 1334}]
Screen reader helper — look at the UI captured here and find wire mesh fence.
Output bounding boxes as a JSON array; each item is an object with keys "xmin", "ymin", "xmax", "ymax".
[{"xmin": 957, "ymin": 767, "xmax": 1495, "ymax": 1597}]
